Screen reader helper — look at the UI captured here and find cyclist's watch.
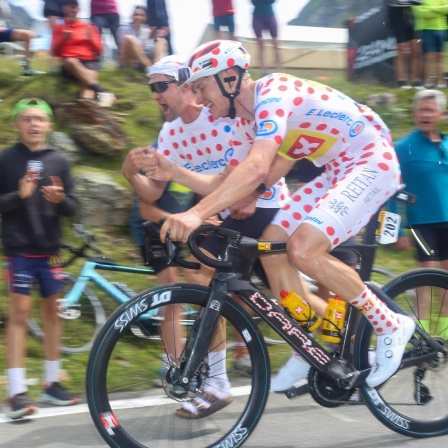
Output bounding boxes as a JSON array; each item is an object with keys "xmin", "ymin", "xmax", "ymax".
[{"xmin": 256, "ymin": 182, "xmax": 267, "ymax": 194}]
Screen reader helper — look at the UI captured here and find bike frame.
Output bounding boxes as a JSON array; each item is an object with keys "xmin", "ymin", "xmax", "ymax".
[{"xmin": 62, "ymin": 261, "xmax": 157, "ymax": 320}]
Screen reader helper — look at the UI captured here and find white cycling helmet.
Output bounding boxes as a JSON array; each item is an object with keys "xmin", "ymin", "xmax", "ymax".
[{"xmin": 178, "ymin": 40, "xmax": 251, "ymax": 86}]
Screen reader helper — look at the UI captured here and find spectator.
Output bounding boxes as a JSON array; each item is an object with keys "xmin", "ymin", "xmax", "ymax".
[
  {"xmin": 393, "ymin": 89, "xmax": 448, "ymax": 337},
  {"xmin": 211, "ymin": 0, "xmax": 235, "ymax": 40},
  {"xmin": 386, "ymin": 1, "xmax": 422, "ymax": 89},
  {"xmin": 412, "ymin": 0, "xmax": 448, "ymax": 88},
  {"xmin": 0, "ymin": 0, "xmax": 44, "ymax": 76},
  {"xmin": 146, "ymin": 0, "xmax": 173, "ymax": 55},
  {"xmin": 0, "ymin": 98, "xmax": 79, "ymax": 420},
  {"xmin": 251, "ymin": 0, "xmax": 281, "ymax": 74},
  {"xmin": 90, "ymin": 0, "xmax": 120, "ymax": 48},
  {"xmin": 51, "ymin": 0, "xmax": 113, "ymax": 102},
  {"xmin": 43, "ymin": 0, "xmax": 65, "ymax": 29},
  {"xmin": 117, "ymin": 5, "xmax": 166, "ymax": 75}
]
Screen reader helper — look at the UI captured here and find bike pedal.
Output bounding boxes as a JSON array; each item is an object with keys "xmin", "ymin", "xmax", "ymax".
[{"xmin": 280, "ymin": 384, "xmax": 309, "ymax": 399}]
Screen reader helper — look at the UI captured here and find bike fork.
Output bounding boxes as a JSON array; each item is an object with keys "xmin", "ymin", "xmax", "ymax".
[{"xmin": 172, "ymin": 278, "xmax": 230, "ymax": 398}]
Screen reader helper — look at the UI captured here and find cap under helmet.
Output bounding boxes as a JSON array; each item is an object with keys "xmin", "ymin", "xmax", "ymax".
[
  {"xmin": 183, "ymin": 40, "xmax": 250, "ymax": 85},
  {"xmin": 148, "ymin": 54, "xmax": 185, "ymax": 80}
]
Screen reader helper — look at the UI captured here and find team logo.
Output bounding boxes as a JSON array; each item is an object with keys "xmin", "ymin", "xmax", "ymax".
[
  {"xmin": 349, "ymin": 120, "xmax": 365, "ymax": 137},
  {"xmin": 362, "ymin": 300, "xmax": 374, "ymax": 312},
  {"xmin": 258, "ymin": 242, "xmax": 272, "ymax": 250},
  {"xmin": 284, "ymin": 134, "xmax": 326, "ymax": 159},
  {"xmin": 257, "ymin": 120, "xmax": 278, "ymax": 136}
]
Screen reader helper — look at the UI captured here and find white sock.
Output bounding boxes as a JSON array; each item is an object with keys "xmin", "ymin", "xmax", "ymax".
[
  {"xmin": 44, "ymin": 360, "xmax": 60, "ymax": 385},
  {"xmin": 7, "ymin": 368, "xmax": 27, "ymax": 397},
  {"xmin": 205, "ymin": 350, "xmax": 231, "ymax": 397}
]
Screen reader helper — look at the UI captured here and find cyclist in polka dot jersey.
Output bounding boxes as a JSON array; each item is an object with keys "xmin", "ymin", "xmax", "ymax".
[{"xmin": 153, "ymin": 40, "xmax": 416, "ymax": 390}]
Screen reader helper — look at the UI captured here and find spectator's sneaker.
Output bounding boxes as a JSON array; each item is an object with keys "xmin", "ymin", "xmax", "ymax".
[
  {"xmin": 366, "ymin": 315, "xmax": 415, "ymax": 388},
  {"xmin": 270, "ymin": 355, "xmax": 309, "ymax": 392},
  {"xmin": 3, "ymin": 393, "xmax": 37, "ymax": 419},
  {"xmin": 21, "ymin": 67, "xmax": 45, "ymax": 76},
  {"xmin": 41, "ymin": 382, "xmax": 80, "ymax": 406}
]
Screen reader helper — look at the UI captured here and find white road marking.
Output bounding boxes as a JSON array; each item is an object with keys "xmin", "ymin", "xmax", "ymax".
[{"xmin": 0, "ymin": 386, "xmax": 252, "ymax": 423}]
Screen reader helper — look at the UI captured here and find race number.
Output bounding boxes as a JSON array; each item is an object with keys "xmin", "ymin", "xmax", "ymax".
[{"xmin": 376, "ymin": 211, "xmax": 401, "ymax": 245}]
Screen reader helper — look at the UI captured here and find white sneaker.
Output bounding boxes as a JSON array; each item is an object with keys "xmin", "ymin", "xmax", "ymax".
[
  {"xmin": 366, "ymin": 315, "xmax": 415, "ymax": 388},
  {"xmin": 270, "ymin": 355, "xmax": 309, "ymax": 392}
]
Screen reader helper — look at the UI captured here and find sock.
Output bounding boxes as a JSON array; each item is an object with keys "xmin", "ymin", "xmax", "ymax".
[
  {"xmin": 204, "ymin": 350, "xmax": 231, "ymax": 397},
  {"xmin": 349, "ymin": 286, "xmax": 399, "ymax": 335},
  {"xmin": 7, "ymin": 368, "xmax": 27, "ymax": 397},
  {"xmin": 44, "ymin": 360, "xmax": 60, "ymax": 385},
  {"xmin": 180, "ymin": 349, "xmax": 231, "ymax": 414}
]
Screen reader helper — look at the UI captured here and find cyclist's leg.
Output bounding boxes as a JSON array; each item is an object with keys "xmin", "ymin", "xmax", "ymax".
[{"xmin": 285, "ymin": 146, "xmax": 414, "ymax": 388}]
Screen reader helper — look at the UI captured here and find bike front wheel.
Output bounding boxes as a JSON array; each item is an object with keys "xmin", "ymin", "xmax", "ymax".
[
  {"xmin": 27, "ymin": 273, "xmax": 106, "ymax": 354},
  {"xmin": 355, "ymin": 268, "xmax": 448, "ymax": 437},
  {"xmin": 86, "ymin": 283, "xmax": 270, "ymax": 448}
]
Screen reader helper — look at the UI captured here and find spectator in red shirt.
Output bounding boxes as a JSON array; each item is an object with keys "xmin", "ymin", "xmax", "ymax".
[{"xmin": 51, "ymin": 0, "xmax": 112, "ymax": 102}]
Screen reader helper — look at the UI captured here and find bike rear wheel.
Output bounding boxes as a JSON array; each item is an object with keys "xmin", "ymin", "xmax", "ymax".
[
  {"xmin": 27, "ymin": 273, "xmax": 106, "ymax": 354},
  {"xmin": 86, "ymin": 283, "xmax": 270, "ymax": 448},
  {"xmin": 355, "ymin": 268, "xmax": 448, "ymax": 437}
]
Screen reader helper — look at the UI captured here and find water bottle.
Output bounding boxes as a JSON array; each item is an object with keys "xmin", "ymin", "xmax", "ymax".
[
  {"xmin": 280, "ymin": 290, "xmax": 322, "ymax": 332},
  {"xmin": 321, "ymin": 296, "xmax": 347, "ymax": 343}
]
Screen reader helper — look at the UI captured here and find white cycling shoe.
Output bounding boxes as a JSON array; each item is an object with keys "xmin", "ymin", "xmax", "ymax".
[
  {"xmin": 270, "ymin": 355, "xmax": 310, "ymax": 392},
  {"xmin": 366, "ymin": 315, "xmax": 415, "ymax": 388}
]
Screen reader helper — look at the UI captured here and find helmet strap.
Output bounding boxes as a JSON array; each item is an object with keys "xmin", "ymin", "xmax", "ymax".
[{"xmin": 213, "ymin": 69, "xmax": 244, "ymax": 119}]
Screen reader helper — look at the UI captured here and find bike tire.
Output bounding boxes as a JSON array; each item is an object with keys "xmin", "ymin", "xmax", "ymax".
[
  {"xmin": 86, "ymin": 283, "xmax": 270, "ymax": 448},
  {"xmin": 370, "ymin": 266, "xmax": 396, "ymax": 285},
  {"xmin": 27, "ymin": 273, "xmax": 106, "ymax": 354},
  {"xmin": 354, "ymin": 268, "xmax": 448, "ymax": 437}
]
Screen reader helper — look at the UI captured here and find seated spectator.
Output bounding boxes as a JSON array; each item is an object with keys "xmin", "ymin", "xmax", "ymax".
[
  {"xmin": 211, "ymin": 0, "xmax": 235, "ymax": 40},
  {"xmin": 0, "ymin": 0, "xmax": 44, "ymax": 76},
  {"xmin": 117, "ymin": 5, "xmax": 166, "ymax": 75},
  {"xmin": 51, "ymin": 0, "xmax": 113, "ymax": 102},
  {"xmin": 90, "ymin": 0, "xmax": 120, "ymax": 48}
]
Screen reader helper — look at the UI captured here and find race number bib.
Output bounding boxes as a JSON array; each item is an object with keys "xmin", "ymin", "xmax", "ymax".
[{"xmin": 376, "ymin": 211, "xmax": 401, "ymax": 244}]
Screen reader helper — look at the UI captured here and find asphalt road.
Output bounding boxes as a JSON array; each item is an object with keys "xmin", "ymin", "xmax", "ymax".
[{"xmin": 1, "ymin": 391, "xmax": 448, "ymax": 448}]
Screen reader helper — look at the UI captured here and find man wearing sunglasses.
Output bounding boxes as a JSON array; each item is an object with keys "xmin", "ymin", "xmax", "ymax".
[{"xmin": 122, "ymin": 54, "xmax": 289, "ymax": 418}]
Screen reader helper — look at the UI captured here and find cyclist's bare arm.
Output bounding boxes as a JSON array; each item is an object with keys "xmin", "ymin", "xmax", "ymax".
[{"xmin": 139, "ymin": 199, "xmax": 171, "ymax": 223}]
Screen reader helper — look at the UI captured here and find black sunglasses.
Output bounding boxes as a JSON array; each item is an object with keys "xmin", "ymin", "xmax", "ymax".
[{"xmin": 149, "ymin": 80, "xmax": 177, "ymax": 93}]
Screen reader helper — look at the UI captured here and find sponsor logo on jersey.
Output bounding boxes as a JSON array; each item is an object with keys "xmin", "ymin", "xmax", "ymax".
[
  {"xmin": 183, "ymin": 147, "xmax": 234, "ymax": 173},
  {"xmin": 257, "ymin": 120, "xmax": 278, "ymax": 136},
  {"xmin": 349, "ymin": 120, "xmax": 365, "ymax": 137},
  {"xmin": 278, "ymin": 130, "xmax": 338, "ymax": 161},
  {"xmin": 260, "ymin": 186, "xmax": 275, "ymax": 201},
  {"xmin": 254, "ymin": 96, "xmax": 282, "ymax": 113},
  {"xmin": 305, "ymin": 108, "xmax": 356, "ymax": 127}
]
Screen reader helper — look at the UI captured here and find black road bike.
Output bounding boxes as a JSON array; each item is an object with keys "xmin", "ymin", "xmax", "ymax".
[{"xmin": 86, "ymin": 192, "xmax": 448, "ymax": 447}]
